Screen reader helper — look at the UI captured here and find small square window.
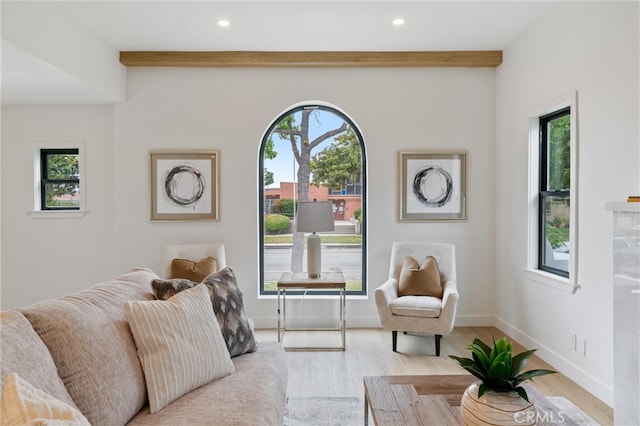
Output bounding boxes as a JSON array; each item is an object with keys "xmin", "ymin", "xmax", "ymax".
[{"xmin": 40, "ymin": 149, "xmax": 80, "ymax": 210}]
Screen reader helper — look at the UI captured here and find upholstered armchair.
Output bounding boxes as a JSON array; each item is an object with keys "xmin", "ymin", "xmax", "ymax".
[
  {"xmin": 374, "ymin": 242, "xmax": 459, "ymax": 356},
  {"xmin": 161, "ymin": 243, "xmax": 227, "ymax": 279}
]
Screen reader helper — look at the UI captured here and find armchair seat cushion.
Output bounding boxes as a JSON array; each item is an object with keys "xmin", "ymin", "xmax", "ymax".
[{"xmin": 390, "ymin": 295, "xmax": 442, "ymax": 318}]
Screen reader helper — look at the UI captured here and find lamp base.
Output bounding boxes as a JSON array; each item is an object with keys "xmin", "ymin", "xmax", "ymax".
[{"xmin": 307, "ymin": 233, "xmax": 321, "ymax": 278}]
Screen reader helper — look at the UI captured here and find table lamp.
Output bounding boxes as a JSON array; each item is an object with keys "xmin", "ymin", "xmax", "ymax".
[{"xmin": 296, "ymin": 200, "xmax": 335, "ymax": 278}]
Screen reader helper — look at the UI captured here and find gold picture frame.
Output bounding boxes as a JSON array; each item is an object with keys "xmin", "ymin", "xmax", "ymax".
[
  {"xmin": 399, "ymin": 150, "xmax": 467, "ymax": 222},
  {"xmin": 150, "ymin": 150, "xmax": 219, "ymax": 221}
]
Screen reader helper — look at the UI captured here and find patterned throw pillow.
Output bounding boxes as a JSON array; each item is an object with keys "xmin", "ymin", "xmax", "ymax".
[
  {"xmin": 151, "ymin": 267, "xmax": 258, "ymax": 357},
  {"xmin": 202, "ymin": 268, "xmax": 258, "ymax": 357},
  {"xmin": 151, "ymin": 278, "xmax": 197, "ymax": 300}
]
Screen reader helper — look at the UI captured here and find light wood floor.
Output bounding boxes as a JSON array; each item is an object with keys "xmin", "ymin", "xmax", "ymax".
[{"xmin": 254, "ymin": 327, "xmax": 613, "ymax": 425}]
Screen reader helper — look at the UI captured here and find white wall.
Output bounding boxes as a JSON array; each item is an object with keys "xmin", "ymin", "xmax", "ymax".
[
  {"xmin": 495, "ymin": 2, "xmax": 639, "ymax": 405},
  {"xmin": 1, "ymin": 106, "xmax": 117, "ymax": 307},
  {"xmin": 1, "ymin": 68, "xmax": 497, "ymax": 331},
  {"xmin": 112, "ymin": 67, "xmax": 497, "ymax": 328}
]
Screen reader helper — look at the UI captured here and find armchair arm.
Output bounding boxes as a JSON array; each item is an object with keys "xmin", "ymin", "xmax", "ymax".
[
  {"xmin": 374, "ymin": 279, "xmax": 398, "ymax": 328},
  {"xmin": 436, "ymin": 278, "xmax": 459, "ymax": 334}
]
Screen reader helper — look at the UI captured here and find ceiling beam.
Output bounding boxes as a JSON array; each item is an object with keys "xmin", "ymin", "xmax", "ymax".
[{"xmin": 119, "ymin": 51, "xmax": 502, "ymax": 68}]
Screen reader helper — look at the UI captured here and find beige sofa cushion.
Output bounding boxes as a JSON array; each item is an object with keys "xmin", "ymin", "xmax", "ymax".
[
  {"xmin": 127, "ymin": 342, "xmax": 288, "ymax": 426},
  {"xmin": 0, "ymin": 311, "xmax": 77, "ymax": 411},
  {"xmin": 18, "ymin": 268, "xmax": 158, "ymax": 426},
  {"xmin": 124, "ymin": 284, "xmax": 235, "ymax": 413},
  {"xmin": 1, "ymin": 373, "xmax": 90, "ymax": 425}
]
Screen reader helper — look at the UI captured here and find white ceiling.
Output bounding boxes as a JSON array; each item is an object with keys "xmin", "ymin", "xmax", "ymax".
[{"xmin": 1, "ymin": 1, "xmax": 559, "ymax": 105}]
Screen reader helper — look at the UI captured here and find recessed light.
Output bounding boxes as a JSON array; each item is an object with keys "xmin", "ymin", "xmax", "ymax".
[
  {"xmin": 217, "ymin": 19, "xmax": 230, "ymax": 27},
  {"xmin": 392, "ymin": 18, "xmax": 405, "ymax": 26}
]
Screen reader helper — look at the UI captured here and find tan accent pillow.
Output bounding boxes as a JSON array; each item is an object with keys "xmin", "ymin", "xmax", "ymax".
[
  {"xmin": 124, "ymin": 284, "xmax": 235, "ymax": 413},
  {"xmin": 170, "ymin": 257, "xmax": 217, "ymax": 282},
  {"xmin": 398, "ymin": 255, "xmax": 443, "ymax": 298},
  {"xmin": 1, "ymin": 373, "xmax": 90, "ymax": 425}
]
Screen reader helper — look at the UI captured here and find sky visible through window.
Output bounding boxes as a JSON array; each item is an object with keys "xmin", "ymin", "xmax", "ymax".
[{"xmin": 264, "ymin": 110, "xmax": 346, "ymax": 188}]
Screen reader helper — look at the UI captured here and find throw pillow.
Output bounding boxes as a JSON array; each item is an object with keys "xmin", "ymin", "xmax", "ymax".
[
  {"xmin": 1, "ymin": 372, "xmax": 90, "ymax": 425},
  {"xmin": 170, "ymin": 256, "xmax": 217, "ymax": 282},
  {"xmin": 152, "ymin": 268, "xmax": 258, "ymax": 357},
  {"xmin": 398, "ymin": 255, "xmax": 443, "ymax": 298},
  {"xmin": 201, "ymin": 268, "xmax": 258, "ymax": 357},
  {"xmin": 151, "ymin": 277, "xmax": 197, "ymax": 300},
  {"xmin": 124, "ymin": 284, "xmax": 235, "ymax": 413}
]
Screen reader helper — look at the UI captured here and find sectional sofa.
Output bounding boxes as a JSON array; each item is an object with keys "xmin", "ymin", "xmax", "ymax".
[{"xmin": 0, "ymin": 268, "xmax": 288, "ymax": 425}]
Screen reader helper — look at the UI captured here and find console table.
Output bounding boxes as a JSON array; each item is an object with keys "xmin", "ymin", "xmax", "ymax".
[{"xmin": 277, "ymin": 271, "xmax": 346, "ymax": 351}]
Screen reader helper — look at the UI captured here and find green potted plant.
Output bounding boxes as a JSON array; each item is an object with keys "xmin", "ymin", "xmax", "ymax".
[{"xmin": 449, "ymin": 337, "xmax": 556, "ymax": 425}]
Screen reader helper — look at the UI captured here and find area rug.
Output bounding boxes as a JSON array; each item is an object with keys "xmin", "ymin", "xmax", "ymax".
[
  {"xmin": 284, "ymin": 397, "xmax": 363, "ymax": 426},
  {"xmin": 284, "ymin": 396, "xmax": 598, "ymax": 426}
]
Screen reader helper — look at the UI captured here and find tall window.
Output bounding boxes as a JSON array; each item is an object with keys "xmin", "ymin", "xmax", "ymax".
[
  {"xmin": 40, "ymin": 149, "xmax": 80, "ymax": 210},
  {"xmin": 538, "ymin": 108, "xmax": 570, "ymax": 277},
  {"xmin": 259, "ymin": 104, "xmax": 367, "ymax": 295}
]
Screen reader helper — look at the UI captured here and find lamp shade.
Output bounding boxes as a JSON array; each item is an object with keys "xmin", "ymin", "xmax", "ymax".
[{"xmin": 296, "ymin": 201, "xmax": 335, "ymax": 233}]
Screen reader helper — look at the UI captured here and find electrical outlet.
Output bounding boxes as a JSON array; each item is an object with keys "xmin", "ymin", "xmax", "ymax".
[
  {"xmin": 577, "ymin": 336, "xmax": 587, "ymax": 356},
  {"xmin": 568, "ymin": 331, "xmax": 577, "ymax": 351}
]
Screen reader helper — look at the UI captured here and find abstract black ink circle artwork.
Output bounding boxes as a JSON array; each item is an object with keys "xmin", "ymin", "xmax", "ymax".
[
  {"xmin": 164, "ymin": 164, "xmax": 206, "ymax": 206},
  {"xmin": 412, "ymin": 166, "xmax": 453, "ymax": 207}
]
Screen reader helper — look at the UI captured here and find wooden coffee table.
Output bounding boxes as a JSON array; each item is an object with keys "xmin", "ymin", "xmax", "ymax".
[{"xmin": 363, "ymin": 375, "xmax": 578, "ymax": 425}]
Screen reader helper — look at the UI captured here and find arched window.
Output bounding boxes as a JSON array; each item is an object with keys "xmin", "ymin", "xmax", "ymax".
[{"xmin": 259, "ymin": 103, "xmax": 367, "ymax": 295}]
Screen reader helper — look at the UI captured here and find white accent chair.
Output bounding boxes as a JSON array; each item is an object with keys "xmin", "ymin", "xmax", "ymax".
[
  {"xmin": 374, "ymin": 242, "xmax": 459, "ymax": 356},
  {"xmin": 161, "ymin": 243, "xmax": 227, "ymax": 279}
]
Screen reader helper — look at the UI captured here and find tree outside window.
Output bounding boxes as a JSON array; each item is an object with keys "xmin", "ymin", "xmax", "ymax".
[
  {"xmin": 260, "ymin": 105, "xmax": 366, "ymax": 294},
  {"xmin": 40, "ymin": 149, "xmax": 80, "ymax": 210}
]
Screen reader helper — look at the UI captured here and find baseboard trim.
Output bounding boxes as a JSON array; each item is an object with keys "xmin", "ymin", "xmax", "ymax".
[
  {"xmin": 251, "ymin": 314, "xmax": 494, "ymax": 329},
  {"xmin": 494, "ymin": 316, "xmax": 613, "ymax": 406},
  {"xmin": 453, "ymin": 315, "xmax": 496, "ymax": 327}
]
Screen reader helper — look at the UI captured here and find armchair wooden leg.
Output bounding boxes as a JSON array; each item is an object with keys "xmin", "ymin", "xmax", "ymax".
[
  {"xmin": 435, "ymin": 334, "xmax": 442, "ymax": 356},
  {"xmin": 392, "ymin": 331, "xmax": 398, "ymax": 352}
]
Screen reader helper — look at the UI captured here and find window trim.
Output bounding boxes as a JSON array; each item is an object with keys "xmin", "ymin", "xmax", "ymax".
[
  {"xmin": 527, "ymin": 92, "xmax": 579, "ymax": 292},
  {"xmin": 30, "ymin": 141, "xmax": 88, "ymax": 218},
  {"xmin": 258, "ymin": 101, "xmax": 367, "ymax": 297}
]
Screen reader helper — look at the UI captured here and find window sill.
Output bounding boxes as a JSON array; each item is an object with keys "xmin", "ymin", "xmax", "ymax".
[
  {"xmin": 28, "ymin": 210, "xmax": 89, "ymax": 219},
  {"xmin": 524, "ymin": 268, "xmax": 579, "ymax": 293},
  {"xmin": 258, "ymin": 294, "xmax": 368, "ymax": 300}
]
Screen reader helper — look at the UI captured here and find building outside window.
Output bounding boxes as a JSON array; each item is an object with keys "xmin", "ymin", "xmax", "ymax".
[{"xmin": 259, "ymin": 104, "xmax": 367, "ymax": 295}]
